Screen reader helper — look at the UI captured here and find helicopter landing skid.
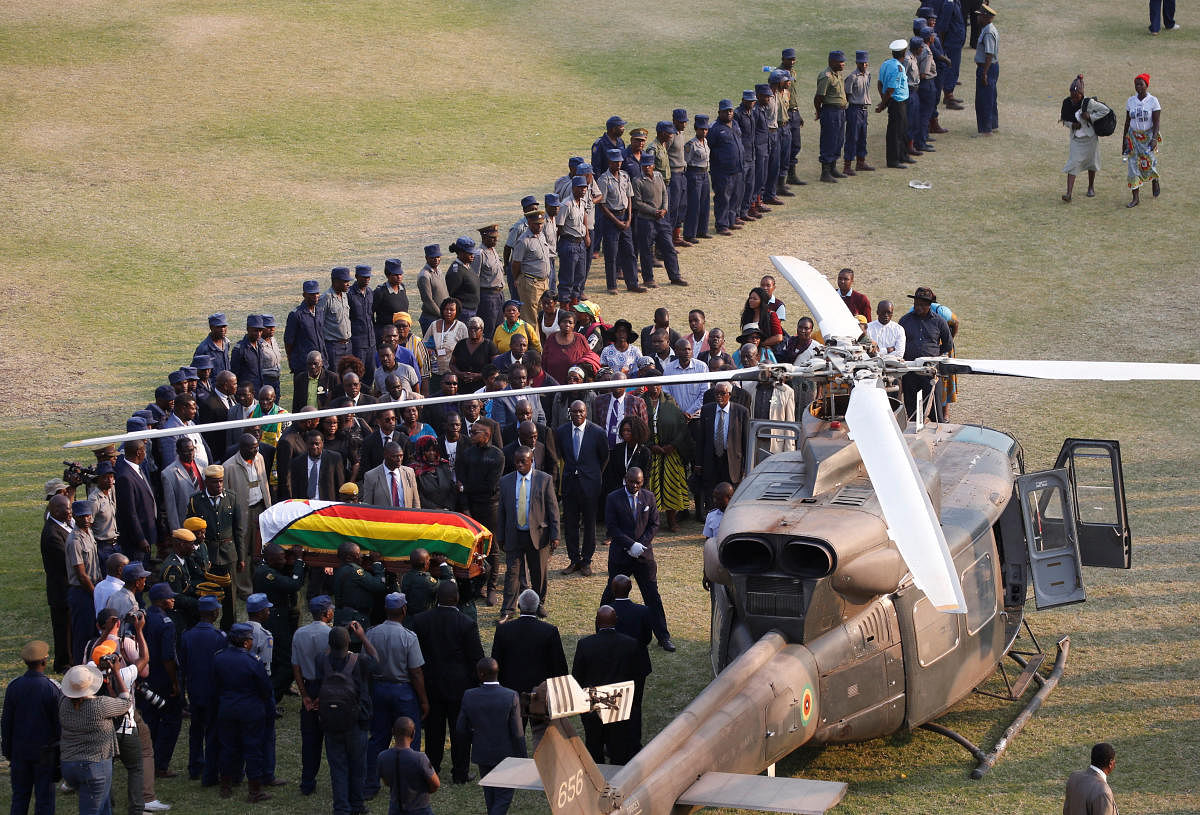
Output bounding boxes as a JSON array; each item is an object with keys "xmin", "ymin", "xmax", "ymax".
[{"xmin": 921, "ymin": 636, "xmax": 1069, "ymax": 779}]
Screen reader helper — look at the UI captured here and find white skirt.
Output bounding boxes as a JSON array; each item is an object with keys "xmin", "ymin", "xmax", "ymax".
[{"xmin": 1064, "ymin": 132, "xmax": 1101, "ymax": 174}]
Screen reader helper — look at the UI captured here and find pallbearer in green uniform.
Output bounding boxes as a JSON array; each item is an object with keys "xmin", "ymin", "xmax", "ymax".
[
  {"xmin": 399, "ymin": 548, "xmax": 439, "ymax": 626},
  {"xmin": 186, "ymin": 464, "xmax": 245, "ymax": 630},
  {"xmin": 159, "ymin": 528, "xmax": 204, "ymax": 627},
  {"xmin": 253, "ymin": 542, "xmax": 307, "ymax": 700},
  {"xmin": 332, "ymin": 540, "xmax": 388, "ymax": 647}
]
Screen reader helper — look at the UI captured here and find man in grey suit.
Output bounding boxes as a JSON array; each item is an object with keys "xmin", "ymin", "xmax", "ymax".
[
  {"xmin": 361, "ymin": 442, "xmax": 421, "ymax": 508},
  {"xmin": 495, "ymin": 447, "xmax": 560, "ymax": 621},
  {"xmin": 455, "ymin": 657, "xmax": 524, "ymax": 815},
  {"xmin": 1063, "ymin": 742, "xmax": 1118, "ymax": 815},
  {"xmin": 161, "ymin": 437, "xmax": 204, "ymax": 532}
]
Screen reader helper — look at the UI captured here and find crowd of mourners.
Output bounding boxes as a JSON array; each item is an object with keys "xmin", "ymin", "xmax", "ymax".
[{"xmin": 7, "ymin": 11, "xmax": 986, "ymax": 815}]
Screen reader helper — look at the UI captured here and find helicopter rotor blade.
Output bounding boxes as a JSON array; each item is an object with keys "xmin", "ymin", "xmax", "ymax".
[
  {"xmin": 844, "ymin": 379, "xmax": 967, "ymax": 613},
  {"xmin": 769, "ymin": 256, "xmax": 863, "ymax": 342},
  {"xmin": 940, "ymin": 358, "xmax": 1200, "ymax": 381}
]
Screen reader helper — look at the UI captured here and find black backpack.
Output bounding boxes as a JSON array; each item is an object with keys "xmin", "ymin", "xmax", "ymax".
[
  {"xmin": 1086, "ymin": 98, "xmax": 1117, "ymax": 137},
  {"xmin": 318, "ymin": 653, "xmax": 359, "ymax": 733}
]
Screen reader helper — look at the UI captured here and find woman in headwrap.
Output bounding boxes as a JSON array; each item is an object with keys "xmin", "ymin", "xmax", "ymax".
[
  {"xmin": 412, "ymin": 435, "xmax": 458, "ymax": 510},
  {"xmin": 1060, "ymin": 74, "xmax": 1101, "ymax": 202},
  {"xmin": 1123, "ymin": 73, "xmax": 1161, "ymax": 208}
]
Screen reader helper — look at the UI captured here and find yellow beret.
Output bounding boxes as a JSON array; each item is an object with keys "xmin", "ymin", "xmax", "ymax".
[
  {"xmin": 203, "ymin": 464, "xmax": 224, "ymax": 478},
  {"xmin": 21, "ymin": 640, "xmax": 49, "ymax": 662},
  {"xmin": 183, "ymin": 516, "xmax": 208, "ymax": 532},
  {"xmin": 338, "ymin": 482, "xmax": 360, "ymax": 496},
  {"xmin": 171, "ymin": 528, "xmax": 197, "ymax": 542}
]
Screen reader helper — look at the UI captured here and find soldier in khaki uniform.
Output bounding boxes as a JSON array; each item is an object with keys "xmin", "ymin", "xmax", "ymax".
[
  {"xmin": 843, "ymin": 50, "xmax": 876, "ymax": 174},
  {"xmin": 780, "ymin": 48, "xmax": 806, "ymax": 187},
  {"xmin": 815, "ymin": 50, "xmax": 850, "ymax": 182}
]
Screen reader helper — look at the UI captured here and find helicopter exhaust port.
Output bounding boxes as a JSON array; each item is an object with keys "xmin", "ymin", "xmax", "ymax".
[
  {"xmin": 719, "ymin": 537, "xmax": 775, "ymax": 573},
  {"xmin": 780, "ymin": 539, "xmax": 836, "ymax": 578}
]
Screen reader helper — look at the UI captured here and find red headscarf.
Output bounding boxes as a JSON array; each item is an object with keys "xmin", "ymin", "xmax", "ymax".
[{"xmin": 1135, "ymin": 72, "xmax": 1151, "ymax": 86}]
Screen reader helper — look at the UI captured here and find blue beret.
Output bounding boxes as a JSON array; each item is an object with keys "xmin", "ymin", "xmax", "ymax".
[
  {"xmin": 639, "ymin": 154, "xmax": 655, "ymax": 166},
  {"xmin": 856, "ymin": 50, "xmax": 869, "ymax": 62},
  {"xmin": 920, "ymin": 26, "xmax": 935, "ymax": 36},
  {"xmin": 384, "ymin": 258, "xmax": 402, "ymax": 275},
  {"xmin": 191, "ymin": 354, "xmax": 213, "ymax": 369},
  {"xmin": 133, "ymin": 409, "xmax": 153, "ymax": 422},
  {"xmin": 455, "ymin": 236, "xmax": 477, "ymax": 253},
  {"xmin": 606, "ymin": 115, "xmax": 626, "ymax": 128},
  {"xmin": 95, "ymin": 461, "xmax": 115, "ymax": 476},
  {"xmin": 155, "ymin": 384, "xmax": 176, "ymax": 400},
  {"xmin": 71, "ymin": 500, "xmax": 92, "ymax": 516},
  {"xmin": 913, "ymin": 18, "xmax": 925, "ymax": 33},
  {"xmin": 576, "ymin": 162, "xmax": 593, "ymax": 174},
  {"xmin": 718, "ymin": 98, "xmax": 734, "ymax": 111},
  {"xmin": 230, "ymin": 622, "xmax": 254, "ymax": 639},
  {"xmin": 302, "ymin": 279, "xmax": 320, "ymax": 294},
  {"xmin": 423, "ymin": 244, "xmax": 441, "ymax": 258},
  {"xmin": 246, "ymin": 593, "xmax": 273, "ymax": 613},
  {"xmin": 260, "ymin": 313, "xmax": 276, "ymax": 328},
  {"xmin": 520, "ymin": 194, "xmax": 538, "ymax": 209},
  {"xmin": 331, "ymin": 266, "xmax": 352, "ymax": 281},
  {"xmin": 755, "ymin": 83, "xmax": 771, "ymax": 94},
  {"xmin": 605, "ymin": 148, "xmax": 623, "ymax": 162},
  {"xmin": 545, "ymin": 193, "xmax": 560, "ymax": 207},
  {"xmin": 309, "ymin": 594, "xmax": 333, "ymax": 613},
  {"xmin": 208, "ymin": 313, "xmax": 227, "ymax": 327},
  {"xmin": 147, "ymin": 404, "xmax": 165, "ymax": 422},
  {"xmin": 127, "ymin": 416, "xmax": 148, "ymax": 432},
  {"xmin": 829, "ymin": 50, "xmax": 846, "ymax": 61},
  {"xmin": 742, "ymin": 89, "xmax": 757, "ymax": 101},
  {"xmin": 385, "ymin": 592, "xmax": 407, "ymax": 610},
  {"xmin": 355, "ymin": 264, "xmax": 372, "ymax": 277},
  {"xmin": 246, "ymin": 313, "xmax": 263, "ymax": 329},
  {"xmin": 568, "ymin": 156, "xmax": 584, "ymax": 168},
  {"xmin": 122, "ymin": 563, "xmax": 151, "ymax": 579},
  {"xmin": 782, "ymin": 47, "xmax": 796, "ymax": 59},
  {"xmin": 769, "ymin": 69, "xmax": 786, "ymax": 82},
  {"xmin": 656, "ymin": 120, "xmax": 677, "ymax": 134},
  {"xmin": 167, "ymin": 370, "xmax": 184, "ymax": 385},
  {"xmin": 694, "ymin": 114, "xmax": 710, "ymax": 127},
  {"xmin": 672, "ymin": 108, "xmax": 687, "ymax": 121},
  {"xmin": 918, "ymin": 6, "xmax": 935, "ymax": 16},
  {"xmin": 182, "ymin": 367, "xmax": 198, "ymax": 379},
  {"xmin": 571, "ymin": 175, "xmax": 588, "ymax": 188},
  {"xmin": 149, "ymin": 582, "xmax": 174, "ymax": 601},
  {"xmin": 198, "ymin": 596, "xmax": 221, "ymax": 612},
  {"xmin": 909, "ymin": 36, "xmax": 924, "ymax": 48}
]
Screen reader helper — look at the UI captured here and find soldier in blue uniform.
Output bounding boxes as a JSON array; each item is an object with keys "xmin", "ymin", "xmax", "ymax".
[
  {"xmin": 733, "ymin": 90, "xmax": 758, "ymax": 221},
  {"xmin": 142, "ymin": 582, "xmax": 184, "ymax": 779},
  {"xmin": 752, "ymin": 85, "xmax": 774, "ymax": 214},
  {"xmin": 930, "ymin": 0, "xmax": 968, "ymax": 109},
  {"xmin": 180, "ymin": 595, "xmax": 226, "ymax": 784},
  {"xmin": 666, "ymin": 108, "xmax": 689, "ymax": 245},
  {"xmin": 844, "ymin": 51, "xmax": 876, "ymax": 174},
  {"xmin": 195, "ymin": 313, "xmax": 231, "ymax": 377},
  {"xmin": 283, "ymin": 280, "xmax": 327, "ymax": 376},
  {"xmin": 590, "ymin": 115, "xmax": 626, "ymax": 185},
  {"xmin": 707, "ymin": 100, "xmax": 743, "ymax": 236},
  {"xmin": 231, "ymin": 314, "xmax": 265, "ymax": 392},
  {"xmin": 253, "ymin": 542, "xmax": 306, "ymax": 701},
  {"xmin": 348, "ymin": 264, "xmax": 376, "ymax": 385},
  {"xmin": 682, "ymin": 114, "xmax": 711, "ymax": 242},
  {"xmin": 780, "ymin": 48, "xmax": 807, "ymax": 187},
  {"xmin": 1, "ymin": 640, "xmax": 60, "ymax": 815},
  {"xmin": 445, "ymin": 238, "xmax": 480, "ymax": 322},
  {"xmin": 291, "ymin": 595, "xmax": 334, "ymax": 796},
  {"xmin": 213, "ymin": 622, "xmax": 274, "ymax": 802}
]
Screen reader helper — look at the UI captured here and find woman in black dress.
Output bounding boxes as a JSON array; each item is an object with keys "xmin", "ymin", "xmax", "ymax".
[
  {"xmin": 449, "ymin": 316, "xmax": 498, "ymax": 389},
  {"xmin": 602, "ymin": 415, "xmax": 651, "ymax": 498},
  {"xmin": 413, "ymin": 435, "xmax": 458, "ymax": 510}
]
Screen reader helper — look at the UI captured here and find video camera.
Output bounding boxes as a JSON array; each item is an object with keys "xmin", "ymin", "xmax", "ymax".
[{"xmin": 63, "ymin": 460, "xmax": 98, "ymax": 487}]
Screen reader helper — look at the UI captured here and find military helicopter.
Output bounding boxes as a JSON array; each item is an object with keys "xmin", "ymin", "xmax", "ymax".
[{"xmin": 64, "ymin": 257, "xmax": 1200, "ymax": 815}]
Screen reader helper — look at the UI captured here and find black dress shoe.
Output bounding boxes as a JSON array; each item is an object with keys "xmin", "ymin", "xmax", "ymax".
[
  {"xmin": 536, "ymin": 606, "xmax": 548, "ymax": 618},
  {"xmin": 580, "ymin": 564, "xmax": 594, "ymax": 577},
  {"xmin": 659, "ymin": 639, "xmax": 677, "ymax": 652},
  {"xmin": 561, "ymin": 562, "xmax": 581, "ymax": 575}
]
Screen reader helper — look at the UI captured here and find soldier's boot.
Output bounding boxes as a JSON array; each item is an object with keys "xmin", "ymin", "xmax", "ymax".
[
  {"xmin": 820, "ymin": 163, "xmax": 838, "ymax": 183},
  {"xmin": 776, "ymin": 178, "xmax": 795, "ymax": 197},
  {"xmin": 830, "ymin": 162, "xmax": 847, "ymax": 179},
  {"xmin": 247, "ymin": 780, "xmax": 272, "ymax": 803},
  {"xmin": 672, "ymin": 227, "xmax": 688, "ymax": 247},
  {"xmin": 756, "ymin": 196, "xmax": 773, "ymax": 212},
  {"xmin": 841, "ymin": 159, "xmax": 857, "ymax": 176},
  {"xmin": 856, "ymin": 157, "xmax": 876, "ymax": 171},
  {"xmin": 220, "ymin": 778, "xmax": 234, "ymax": 799}
]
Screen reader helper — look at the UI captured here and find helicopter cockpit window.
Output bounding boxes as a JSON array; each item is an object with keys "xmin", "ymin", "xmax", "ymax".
[{"xmin": 1065, "ymin": 446, "xmax": 1119, "ymax": 526}]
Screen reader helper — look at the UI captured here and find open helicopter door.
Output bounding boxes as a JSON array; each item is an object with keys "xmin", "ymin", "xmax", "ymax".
[
  {"xmin": 1053, "ymin": 439, "xmax": 1131, "ymax": 568},
  {"xmin": 1014, "ymin": 469, "xmax": 1086, "ymax": 609}
]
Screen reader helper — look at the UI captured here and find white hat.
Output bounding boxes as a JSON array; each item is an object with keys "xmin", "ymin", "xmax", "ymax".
[
  {"xmin": 889, "ymin": 38, "xmax": 909, "ymax": 51},
  {"xmin": 62, "ymin": 664, "xmax": 105, "ymax": 699}
]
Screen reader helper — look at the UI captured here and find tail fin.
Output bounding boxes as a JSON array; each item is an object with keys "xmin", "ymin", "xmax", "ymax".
[{"xmin": 534, "ymin": 719, "xmax": 608, "ymax": 815}]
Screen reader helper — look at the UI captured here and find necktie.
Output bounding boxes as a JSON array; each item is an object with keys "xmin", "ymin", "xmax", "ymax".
[
  {"xmin": 574, "ymin": 426, "xmax": 583, "ymax": 458},
  {"xmin": 391, "ymin": 471, "xmax": 401, "ymax": 507},
  {"xmin": 715, "ymin": 408, "xmax": 726, "ymax": 456},
  {"xmin": 187, "ymin": 461, "xmax": 202, "ymax": 489},
  {"xmin": 307, "ymin": 460, "xmax": 319, "ymax": 498},
  {"xmin": 517, "ymin": 475, "xmax": 528, "ymax": 528},
  {"xmin": 629, "ymin": 492, "xmax": 637, "ymax": 516}
]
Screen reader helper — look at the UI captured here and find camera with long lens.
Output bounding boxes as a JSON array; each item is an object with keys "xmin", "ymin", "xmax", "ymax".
[
  {"xmin": 63, "ymin": 460, "xmax": 98, "ymax": 487},
  {"xmin": 136, "ymin": 684, "xmax": 168, "ymax": 711}
]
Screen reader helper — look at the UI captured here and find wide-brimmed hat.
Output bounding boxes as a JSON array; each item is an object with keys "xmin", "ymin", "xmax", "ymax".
[
  {"xmin": 62, "ymin": 664, "xmax": 105, "ymax": 698},
  {"xmin": 736, "ymin": 322, "xmax": 764, "ymax": 343},
  {"xmin": 606, "ymin": 319, "xmax": 634, "ymax": 343},
  {"xmin": 906, "ymin": 286, "xmax": 937, "ymax": 302}
]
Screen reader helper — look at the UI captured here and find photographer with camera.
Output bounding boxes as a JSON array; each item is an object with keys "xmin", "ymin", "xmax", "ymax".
[
  {"xmin": 59, "ymin": 654, "xmax": 130, "ymax": 815},
  {"xmin": 107, "ymin": 562, "xmax": 151, "ymax": 626}
]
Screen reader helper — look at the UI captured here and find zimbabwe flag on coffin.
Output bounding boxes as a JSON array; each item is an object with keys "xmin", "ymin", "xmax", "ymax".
[{"xmin": 259, "ymin": 500, "xmax": 491, "ymax": 569}]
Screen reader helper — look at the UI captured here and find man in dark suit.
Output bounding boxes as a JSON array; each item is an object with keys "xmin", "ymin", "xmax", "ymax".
[
  {"xmin": 291, "ymin": 350, "xmax": 339, "ymax": 412},
  {"xmin": 459, "ymin": 399, "xmax": 504, "ymax": 451},
  {"xmin": 496, "ymin": 448, "xmax": 559, "ymax": 620},
  {"xmin": 288, "ymin": 430, "xmax": 345, "ymax": 500},
  {"xmin": 608, "ymin": 575, "xmax": 653, "ymax": 751},
  {"xmin": 1063, "ymin": 742, "xmax": 1118, "ymax": 815},
  {"xmin": 359, "ymin": 408, "xmax": 404, "ymax": 476},
  {"xmin": 39, "ymin": 494, "xmax": 72, "ymax": 672},
  {"xmin": 571, "ymin": 605, "xmax": 640, "ymax": 765},
  {"xmin": 554, "ymin": 401, "xmax": 609, "ymax": 577},
  {"xmin": 114, "ymin": 439, "xmax": 159, "ymax": 566},
  {"xmin": 491, "ymin": 589, "xmax": 567, "ymax": 744},
  {"xmin": 198, "ymin": 370, "xmax": 238, "ymax": 455},
  {"xmin": 274, "ymin": 408, "xmax": 319, "ymax": 500},
  {"xmin": 590, "ymin": 375, "xmax": 650, "ymax": 449},
  {"xmin": 409, "ymin": 581, "xmax": 485, "ymax": 784},
  {"xmin": 502, "ymin": 421, "xmax": 556, "ymax": 478},
  {"xmin": 455, "ymin": 657, "xmax": 525, "ymax": 815},
  {"xmin": 694, "ymin": 381, "xmax": 749, "ymax": 509},
  {"xmin": 602, "ymin": 468, "xmax": 674, "ymax": 652}
]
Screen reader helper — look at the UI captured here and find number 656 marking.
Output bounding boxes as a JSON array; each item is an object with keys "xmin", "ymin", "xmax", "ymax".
[{"xmin": 557, "ymin": 769, "xmax": 585, "ymax": 807}]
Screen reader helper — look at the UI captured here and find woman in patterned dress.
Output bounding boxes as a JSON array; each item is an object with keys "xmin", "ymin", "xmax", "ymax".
[{"xmin": 1123, "ymin": 73, "xmax": 1161, "ymax": 208}]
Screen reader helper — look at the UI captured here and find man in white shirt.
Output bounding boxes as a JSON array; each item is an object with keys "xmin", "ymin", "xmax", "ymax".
[
  {"xmin": 662, "ymin": 338, "xmax": 709, "ymax": 418},
  {"xmin": 702, "ymin": 482, "xmax": 735, "ymax": 540},
  {"xmin": 866, "ymin": 300, "xmax": 906, "ymax": 360},
  {"xmin": 93, "ymin": 552, "xmax": 130, "ymax": 617}
]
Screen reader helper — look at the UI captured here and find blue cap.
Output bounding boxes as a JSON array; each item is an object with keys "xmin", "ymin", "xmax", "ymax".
[
  {"xmin": 918, "ymin": 5, "xmax": 935, "ymax": 16},
  {"xmin": 544, "ymin": 193, "xmax": 560, "ymax": 207},
  {"xmin": 639, "ymin": 154, "xmax": 655, "ymax": 166},
  {"xmin": 454, "ymin": 236, "xmax": 477, "ymax": 253},
  {"xmin": 149, "ymin": 582, "xmax": 174, "ymax": 601},
  {"xmin": 246, "ymin": 314, "xmax": 263, "ymax": 329},
  {"xmin": 127, "ymin": 416, "xmax": 147, "ymax": 432},
  {"xmin": 355, "ymin": 264, "xmax": 372, "ymax": 277},
  {"xmin": 856, "ymin": 50, "xmax": 869, "ymax": 62},
  {"xmin": 133, "ymin": 409, "xmax": 153, "ymax": 423},
  {"xmin": 605, "ymin": 148, "xmax": 623, "ymax": 162},
  {"xmin": 423, "ymin": 244, "xmax": 441, "ymax": 258},
  {"xmin": 909, "ymin": 36, "xmax": 924, "ymax": 48},
  {"xmin": 192, "ymin": 354, "xmax": 213, "ymax": 370},
  {"xmin": 755, "ymin": 83, "xmax": 771, "ymax": 94},
  {"xmin": 230, "ymin": 622, "xmax": 254, "ymax": 639},
  {"xmin": 208, "ymin": 313, "xmax": 227, "ymax": 328},
  {"xmin": 302, "ymin": 279, "xmax": 320, "ymax": 294},
  {"xmin": 520, "ymin": 194, "xmax": 539, "ymax": 211},
  {"xmin": 568, "ymin": 156, "xmax": 584, "ymax": 168},
  {"xmin": 576, "ymin": 162, "xmax": 593, "ymax": 174},
  {"xmin": 71, "ymin": 499, "xmax": 92, "ymax": 516},
  {"xmin": 96, "ymin": 461, "xmax": 115, "ymax": 476},
  {"xmin": 385, "ymin": 592, "xmax": 407, "ymax": 610},
  {"xmin": 261, "ymin": 313, "xmax": 276, "ymax": 328},
  {"xmin": 672, "ymin": 108, "xmax": 687, "ymax": 121},
  {"xmin": 198, "ymin": 596, "xmax": 221, "ymax": 612},
  {"xmin": 384, "ymin": 258, "xmax": 403, "ymax": 275},
  {"xmin": 920, "ymin": 26, "xmax": 934, "ymax": 36},
  {"xmin": 605, "ymin": 115, "xmax": 626, "ymax": 128},
  {"xmin": 155, "ymin": 384, "xmax": 176, "ymax": 400},
  {"xmin": 122, "ymin": 563, "xmax": 151, "ymax": 580},
  {"xmin": 331, "ymin": 266, "xmax": 352, "ymax": 281},
  {"xmin": 309, "ymin": 594, "xmax": 333, "ymax": 613},
  {"xmin": 782, "ymin": 47, "xmax": 796, "ymax": 58},
  {"xmin": 246, "ymin": 593, "xmax": 273, "ymax": 613},
  {"xmin": 182, "ymin": 367, "xmax": 198, "ymax": 380},
  {"xmin": 147, "ymin": 404, "xmax": 165, "ymax": 422},
  {"xmin": 571, "ymin": 175, "xmax": 588, "ymax": 188},
  {"xmin": 829, "ymin": 50, "xmax": 846, "ymax": 61},
  {"xmin": 656, "ymin": 120, "xmax": 677, "ymax": 134},
  {"xmin": 718, "ymin": 99, "xmax": 734, "ymax": 111},
  {"xmin": 694, "ymin": 114, "xmax": 710, "ymax": 127},
  {"xmin": 742, "ymin": 90, "xmax": 757, "ymax": 101},
  {"xmin": 167, "ymin": 370, "xmax": 184, "ymax": 385}
]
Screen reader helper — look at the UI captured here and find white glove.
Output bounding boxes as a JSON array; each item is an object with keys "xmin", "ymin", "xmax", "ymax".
[{"xmin": 629, "ymin": 543, "xmax": 646, "ymax": 558}]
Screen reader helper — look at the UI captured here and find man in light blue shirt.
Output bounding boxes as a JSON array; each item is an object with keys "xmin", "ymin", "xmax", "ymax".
[{"xmin": 875, "ymin": 39, "xmax": 912, "ymax": 167}]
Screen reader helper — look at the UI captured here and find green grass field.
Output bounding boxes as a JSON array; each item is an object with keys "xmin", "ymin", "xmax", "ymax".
[{"xmin": 2, "ymin": 0, "xmax": 1197, "ymax": 813}]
